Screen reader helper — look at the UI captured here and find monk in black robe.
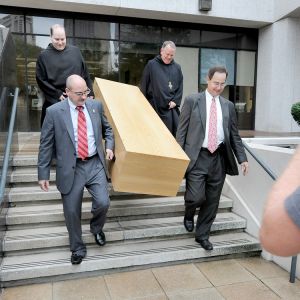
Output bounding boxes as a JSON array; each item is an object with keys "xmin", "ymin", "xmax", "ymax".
[{"xmin": 140, "ymin": 41, "xmax": 183, "ymax": 136}]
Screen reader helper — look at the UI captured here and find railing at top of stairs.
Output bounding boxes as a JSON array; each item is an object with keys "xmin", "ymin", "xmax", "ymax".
[
  {"xmin": 0, "ymin": 87, "xmax": 19, "ymax": 206},
  {"xmin": 243, "ymin": 141, "xmax": 297, "ymax": 283}
]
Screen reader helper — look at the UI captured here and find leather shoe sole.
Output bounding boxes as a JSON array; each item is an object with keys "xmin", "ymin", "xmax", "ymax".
[
  {"xmin": 71, "ymin": 253, "xmax": 85, "ymax": 265},
  {"xmin": 195, "ymin": 238, "xmax": 213, "ymax": 250},
  {"xmin": 95, "ymin": 230, "xmax": 106, "ymax": 246},
  {"xmin": 183, "ymin": 217, "xmax": 194, "ymax": 232}
]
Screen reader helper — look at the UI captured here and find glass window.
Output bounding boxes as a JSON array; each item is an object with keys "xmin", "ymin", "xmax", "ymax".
[
  {"xmin": 75, "ymin": 20, "xmax": 118, "ymax": 39},
  {"xmin": 119, "ymin": 42, "xmax": 159, "ymax": 86},
  {"xmin": 235, "ymin": 50, "xmax": 256, "ymax": 129},
  {"xmin": 33, "ymin": 35, "xmax": 51, "ymax": 49},
  {"xmin": 0, "ymin": 14, "xmax": 25, "ymax": 33},
  {"xmin": 201, "ymin": 31, "xmax": 236, "ymax": 49},
  {"xmin": 11, "ymin": 34, "xmax": 31, "ymax": 130},
  {"xmin": 120, "ymin": 24, "xmax": 161, "ymax": 43},
  {"xmin": 74, "ymin": 38, "xmax": 119, "ymax": 82},
  {"xmin": 162, "ymin": 27, "xmax": 201, "ymax": 46},
  {"xmin": 237, "ymin": 32, "xmax": 258, "ymax": 50},
  {"xmin": 29, "ymin": 16, "xmax": 73, "ymax": 35},
  {"xmin": 200, "ymin": 48, "xmax": 235, "ymax": 85}
]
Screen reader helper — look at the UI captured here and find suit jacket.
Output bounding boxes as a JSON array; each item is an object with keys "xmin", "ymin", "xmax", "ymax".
[
  {"xmin": 176, "ymin": 92, "xmax": 247, "ymax": 175},
  {"xmin": 38, "ymin": 98, "xmax": 114, "ymax": 194}
]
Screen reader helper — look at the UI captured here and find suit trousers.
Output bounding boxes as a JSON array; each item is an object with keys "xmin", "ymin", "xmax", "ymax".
[
  {"xmin": 61, "ymin": 156, "xmax": 110, "ymax": 256},
  {"xmin": 184, "ymin": 147, "xmax": 226, "ymax": 240}
]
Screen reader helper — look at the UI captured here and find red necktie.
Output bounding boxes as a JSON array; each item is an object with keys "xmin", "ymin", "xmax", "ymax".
[
  {"xmin": 207, "ymin": 97, "xmax": 218, "ymax": 153},
  {"xmin": 76, "ymin": 106, "xmax": 88, "ymax": 160}
]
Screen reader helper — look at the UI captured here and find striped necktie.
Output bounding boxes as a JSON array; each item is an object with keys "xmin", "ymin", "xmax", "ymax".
[
  {"xmin": 76, "ymin": 106, "xmax": 88, "ymax": 160},
  {"xmin": 207, "ymin": 97, "xmax": 218, "ymax": 153}
]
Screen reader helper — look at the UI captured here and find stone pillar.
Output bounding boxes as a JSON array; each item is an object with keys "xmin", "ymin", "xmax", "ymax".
[{"xmin": 256, "ymin": 17, "xmax": 300, "ymax": 132}]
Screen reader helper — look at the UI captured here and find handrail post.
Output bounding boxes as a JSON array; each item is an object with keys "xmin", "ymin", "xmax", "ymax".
[
  {"xmin": 0, "ymin": 88, "xmax": 19, "ymax": 204},
  {"xmin": 290, "ymin": 256, "xmax": 297, "ymax": 283}
]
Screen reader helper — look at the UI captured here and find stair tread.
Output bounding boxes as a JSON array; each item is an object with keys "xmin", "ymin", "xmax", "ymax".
[
  {"xmin": 8, "ymin": 185, "xmax": 232, "ymax": 203},
  {"xmin": 1, "ymin": 232, "xmax": 260, "ymax": 282},
  {"xmin": 5, "ymin": 212, "xmax": 244, "ymax": 239},
  {"xmin": 7, "ymin": 196, "xmax": 232, "ymax": 219},
  {"xmin": 4, "ymin": 212, "xmax": 246, "ymax": 251},
  {"xmin": 8, "ymin": 196, "xmax": 184, "ymax": 214}
]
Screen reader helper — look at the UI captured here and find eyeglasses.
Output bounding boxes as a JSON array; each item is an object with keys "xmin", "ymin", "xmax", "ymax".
[
  {"xmin": 212, "ymin": 81, "xmax": 226, "ymax": 88},
  {"xmin": 69, "ymin": 88, "xmax": 91, "ymax": 97}
]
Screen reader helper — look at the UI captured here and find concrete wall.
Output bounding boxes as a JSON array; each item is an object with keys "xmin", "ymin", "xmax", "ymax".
[
  {"xmin": 256, "ymin": 17, "xmax": 300, "ymax": 132},
  {"xmin": 274, "ymin": 0, "xmax": 300, "ymax": 20},
  {"xmin": 223, "ymin": 138, "xmax": 300, "ymax": 277},
  {"xmin": 2, "ymin": 0, "xmax": 273, "ymax": 28}
]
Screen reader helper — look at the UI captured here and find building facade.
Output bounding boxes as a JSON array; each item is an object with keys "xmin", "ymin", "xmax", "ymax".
[{"xmin": 0, "ymin": 0, "xmax": 299, "ymax": 133}]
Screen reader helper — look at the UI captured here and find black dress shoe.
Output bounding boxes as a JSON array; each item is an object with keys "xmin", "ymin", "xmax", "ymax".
[
  {"xmin": 183, "ymin": 217, "xmax": 194, "ymax": 232},
  {"xmin": 71, "ymin": 253, "xmax": 84, "ymax": 265},
  {"xmin": 195, "ymin": 238, "xmax": 213, "ymax": 250},
  {"xmin": 95, "ymin": 230, "xmax": 106, "ymax": 246}
]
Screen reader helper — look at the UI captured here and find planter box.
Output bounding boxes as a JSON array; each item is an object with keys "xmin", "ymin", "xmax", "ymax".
[{"xmin": 93, "ymin": 78, "xmax": 189, "ymax": 196}]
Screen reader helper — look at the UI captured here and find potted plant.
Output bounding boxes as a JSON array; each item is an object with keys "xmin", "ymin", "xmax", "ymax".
[{"xmin": 291, "ymin": 102, "xmax": 300, "ymax": 126}]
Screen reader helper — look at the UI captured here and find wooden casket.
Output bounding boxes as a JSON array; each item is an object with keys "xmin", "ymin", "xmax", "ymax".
[{"xmin": 93, "ymin": 78, "xmax": 190, "ymax": 196}]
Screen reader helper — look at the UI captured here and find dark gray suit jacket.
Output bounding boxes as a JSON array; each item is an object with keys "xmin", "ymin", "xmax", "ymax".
[
  {"xmin": 176, "ymin": 92, "xmax": 247, "ymax": 175},
  {"xmin": 38, "ymin": 98, "xmax": 114, "ymax": 194}
]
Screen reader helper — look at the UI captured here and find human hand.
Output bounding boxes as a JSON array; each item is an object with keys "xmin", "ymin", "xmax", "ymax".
[
  {"xmin": 39, "ymin": 180, "xmax": 49, "ymax": 192},
  {"xmin": 241, "ymin": 162, "xmax": 249, "ymax": 176},
  {"xmin": 106, "ymin": 149, "xmax": 114, "ymax": 160}
]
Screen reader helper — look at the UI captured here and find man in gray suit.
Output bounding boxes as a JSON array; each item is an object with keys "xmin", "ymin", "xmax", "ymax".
[
  {"xmin": 176, "ymin": 66, "xmax": 248, "ymax": 250},
  {"xmin": 38, "ymin": 74, "xmax": 114, "ymax": 264}
]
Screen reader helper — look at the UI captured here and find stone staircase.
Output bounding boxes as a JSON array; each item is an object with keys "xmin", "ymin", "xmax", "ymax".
[{"xmin": 0, "ymin": 133, "xmax": 261, "ymax": 287}]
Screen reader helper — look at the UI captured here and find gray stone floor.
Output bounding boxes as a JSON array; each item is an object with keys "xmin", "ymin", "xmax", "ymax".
[{"xmin": 2, "ymin": 257, "xmax": 300, "ymax": 299}]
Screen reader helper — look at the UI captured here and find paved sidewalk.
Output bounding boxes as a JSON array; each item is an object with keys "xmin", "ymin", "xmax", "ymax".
[{"xmin": 2, "ymin": 257, "xmax": 300, "ymax": 299}]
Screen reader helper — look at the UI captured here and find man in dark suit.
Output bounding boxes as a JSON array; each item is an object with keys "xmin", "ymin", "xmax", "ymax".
[
  {"xmin": 38, "ymin": 74, "xmax": 114, "ymax": 264},
  {"xmin": 176, "ymin": 66, "xmax": 248, "ymax": 250}
]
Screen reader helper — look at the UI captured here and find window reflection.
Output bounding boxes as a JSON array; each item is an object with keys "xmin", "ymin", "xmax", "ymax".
[
  {"xmin": 74, "ymin": 38, "xmax": 119, "ymax": 82},
  {"xmin": 200, "ymin": 48, "xmax": 235, "ymax": 85},
  {"xmin": 235, "ymin": 50, "xmax": 256, "ymax": 129},
  {"xmin": 0, "ymin": 14, "xmax": 25, "ymax": 33},
  {"xmin": 120, "ymin": 42, "xmax": 159, "ymax": 86},
  {"xmin": 75, "ymin": 20, "xmax": 118, "ymax": 39},
  {"xmin": 0, "ymin": 12, "xmax": 258, "ymax": 131},
  {"xmin": 201, "ymin": 31, "xmax": 236, "ymax": 49},
  {"xmin": 29, "ymin": 16, "xmax": 71, "ymax": 35},
  {"xmin": 237, "ymin": 33, "xmax": 258, "ymax": 50},
  {"xmin": 162, "ymin": 27, "xmax": 200, "ymax": 45},
  {"xmin": 120, "ymin": 24, "xmax": 161, "ymax": 43}
]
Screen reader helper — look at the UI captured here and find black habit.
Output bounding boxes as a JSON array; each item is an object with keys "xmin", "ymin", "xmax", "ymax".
[{"xmin": 140, "ymin": 55, "xmax": 183, "ymax": 136}]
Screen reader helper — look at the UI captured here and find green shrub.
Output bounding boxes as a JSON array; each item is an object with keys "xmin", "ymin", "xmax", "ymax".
[{"xmin": 291, "ymin": 102, "xmax": 300, "ymax": 126}]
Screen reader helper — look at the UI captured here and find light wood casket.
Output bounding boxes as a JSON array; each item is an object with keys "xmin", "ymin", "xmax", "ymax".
[{"xmin": 93, "ymin": 78, "xmax": 190, "ymax": 196}]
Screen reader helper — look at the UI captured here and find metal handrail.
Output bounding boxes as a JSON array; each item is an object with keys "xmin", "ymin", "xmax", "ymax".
[
  {"xmin": 0, "ymin": 87, "xmax": 19, "ymax": 206},
  {"xmin": 243, "ymin": 141, "xmax": 297, "ymax": 283}
]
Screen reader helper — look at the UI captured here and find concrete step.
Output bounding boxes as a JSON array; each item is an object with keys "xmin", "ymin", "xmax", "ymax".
[
  {"xmin": 15, "ymin": 132, "xmax": 40, "ymax": 154},
  {"xmin": 8, "ymin": 185, "xmax": 185, "ymax": 204},
  {"xmin": 8, "ymin": 167, "xmax": 55, "ymax": 184},
  {"xmin": 12, "ymin": 155, "xmax": 38, "ymax": 167},
  {"xmin": 0, "ymin": 232, "xmax": 261, "ymax": 286},
  {"xmin": 6, "ymin": 196, "xmax": 233, "ymax": 226},
  {"xmin": 4, "ymin": 212, "xmax": 245, "ymax": 252}
]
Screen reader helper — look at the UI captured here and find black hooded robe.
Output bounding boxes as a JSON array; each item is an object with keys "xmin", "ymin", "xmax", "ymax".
[{"xmin": 140, "ymin": 55, "xmax": 183, "ymax": 136}]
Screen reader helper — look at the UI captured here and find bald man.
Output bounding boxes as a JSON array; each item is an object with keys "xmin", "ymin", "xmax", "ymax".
[
  {"xmin": 141, "ymin": 41, "xmax": 183, "ymax": 136},
  {"xmin": 36, "ymin": 24, "xmax": 94, "ymax": 126},
  {"xmin": 38, "ymin": 74, "xmax": 114, "ymax": 264}
]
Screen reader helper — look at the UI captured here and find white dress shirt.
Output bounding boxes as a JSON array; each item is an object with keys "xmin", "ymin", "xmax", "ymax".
[
  {"xmin": 68, "ymin": 99, "xmax": 97, "ymax": 157},
  {"xmin": 202, "ymin": 90, "xmax": 224, "ymax": 148}
]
